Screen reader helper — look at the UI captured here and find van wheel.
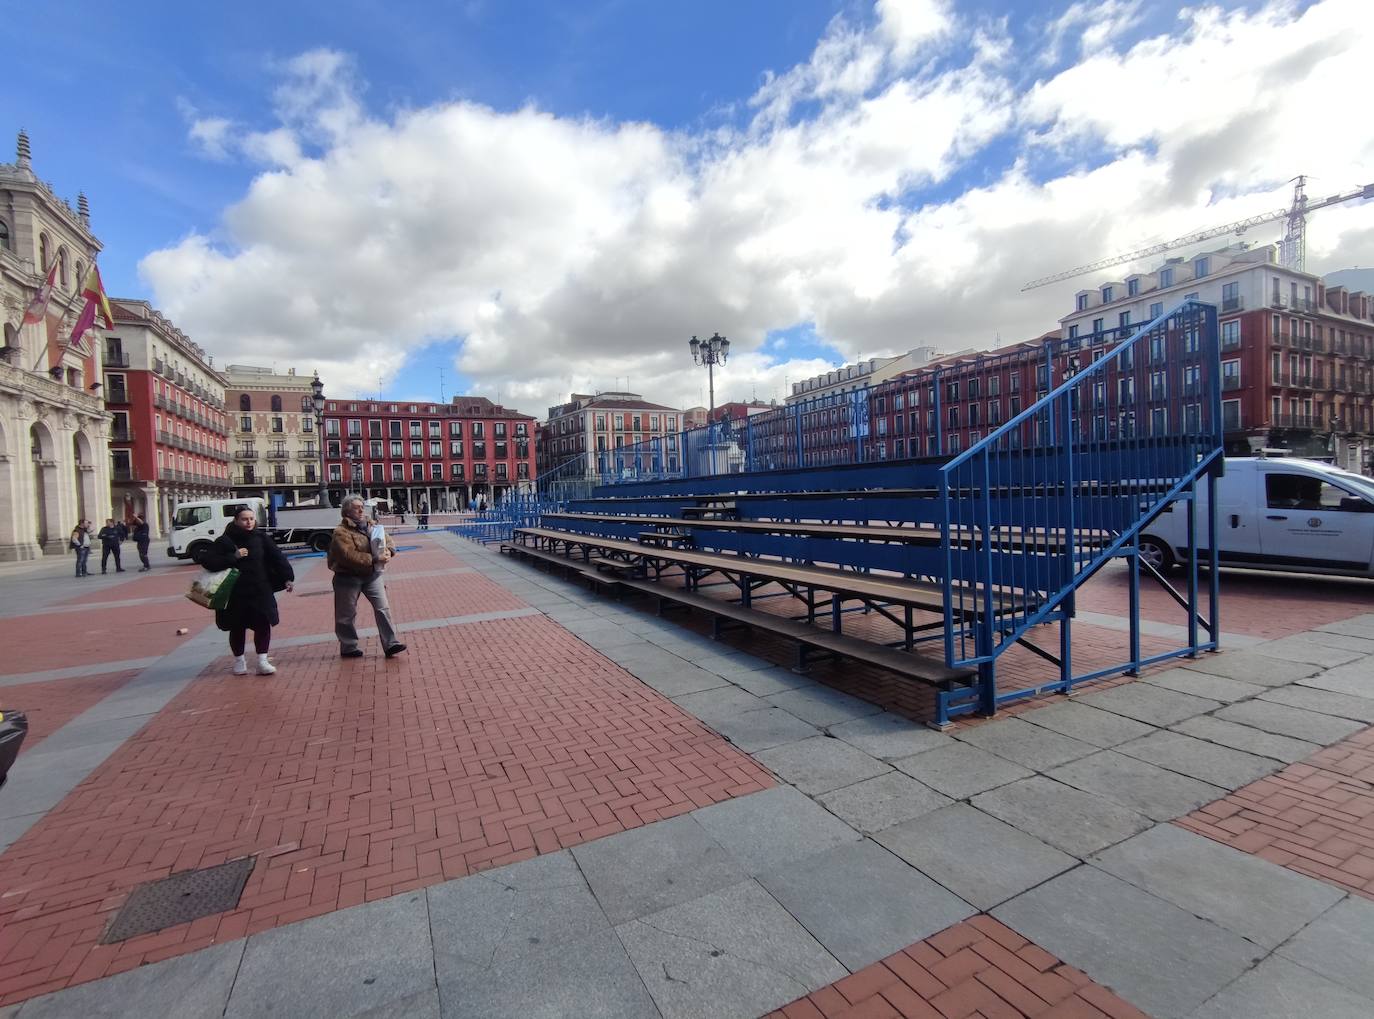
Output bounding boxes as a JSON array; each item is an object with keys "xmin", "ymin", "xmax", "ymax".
[
  {"xmin": 1138, "ymin": 536, "xmax": 1176, "ymax": 572},
  {"xmin": 310, "ymin": 533, "xmax": 331, "ymax": 553}
]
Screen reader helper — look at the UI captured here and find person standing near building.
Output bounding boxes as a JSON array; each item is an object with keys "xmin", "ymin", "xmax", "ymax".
[
  {"xmin": 200, "ymin": 505, "xmax": 295, "ymax": 676},
  {"xmin": 132, "ymin": 514, "xmax": 152, "ymax": 572},
  {"xmin": 115, "ymin": 518, "xmax": 129, "ymax": 545},
  {"xmin": 70, "ymin": 520, "xmax": 92, "ymax": 578},
  {"xmin": 328, "ymin": 495, "xmax": 406, "ymax": 659},
  {"xmin": 97, "ymin": 518, "xmax": 124, "ymax": 574},
  {"xmin": 417, "ymin": 500, "xmax": 429, "ymax": 530}
]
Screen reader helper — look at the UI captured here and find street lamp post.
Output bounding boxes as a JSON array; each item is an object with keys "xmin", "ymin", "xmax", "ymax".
[
  {"xmin": 310, "ymin": 373, "xmax": 327, "ymax": 506},
  {"xmin": 688, "ymin": 333, "xmax": 730, "ymax": 416}
]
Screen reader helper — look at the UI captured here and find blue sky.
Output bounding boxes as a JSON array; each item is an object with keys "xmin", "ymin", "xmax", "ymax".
[{"xmin": 7, "ymin": 0, "xmax": 1368, "ymax": 416}]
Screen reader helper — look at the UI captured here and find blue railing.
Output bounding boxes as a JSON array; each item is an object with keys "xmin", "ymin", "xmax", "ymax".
[{"xmin": 938, "ymin": 300, "xmax": 1223, "ymax": 716}]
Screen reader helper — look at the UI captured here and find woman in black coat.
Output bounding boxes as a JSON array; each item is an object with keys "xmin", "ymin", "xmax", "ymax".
[{"xmin": 199, "ymin": 505, "xmax": 294, "ymax": 676}]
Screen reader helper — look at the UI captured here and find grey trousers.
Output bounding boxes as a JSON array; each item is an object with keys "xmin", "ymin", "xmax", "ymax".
[{"xmin": 333, "ymin": 572, "xmax": 398, "ymax": 650}]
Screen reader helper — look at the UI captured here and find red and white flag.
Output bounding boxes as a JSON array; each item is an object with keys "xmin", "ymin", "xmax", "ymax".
[{"xmin": 21, "ymin": 259, "xmax": 59, "ymax": 326}]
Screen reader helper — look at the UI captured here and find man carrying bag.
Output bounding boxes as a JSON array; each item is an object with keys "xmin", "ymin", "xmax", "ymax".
[{"xmin": 327, "ymin": 495, "xmax": 406, "ymax": 660}]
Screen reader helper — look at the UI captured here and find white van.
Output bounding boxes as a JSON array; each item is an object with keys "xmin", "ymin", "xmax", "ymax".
[
  {"xmin": 167, "ymin": 497, "xmax": 267, "ymax": 561},
  {"xmin": 1139, "ymin": 457, "xmax": 1374, "ymax": 578}
]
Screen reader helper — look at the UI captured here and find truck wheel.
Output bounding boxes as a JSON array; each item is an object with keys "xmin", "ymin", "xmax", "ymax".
[
  {"xmin": 1138, "ymin": 536, "xmax": 1176, "ymax": 572},
  {"xmin": 310, "ymin": 533, "xmax": 331, "ymax": 553},
  {"xmin": 187, "ymin": 541, "xmax": 212, "ymax": 565}
]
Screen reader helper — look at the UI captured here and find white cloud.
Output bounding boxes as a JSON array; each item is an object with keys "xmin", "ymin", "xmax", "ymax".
[{"xmin": 141, "ymin": 0, "xmax": 1374, "ymax": 418}]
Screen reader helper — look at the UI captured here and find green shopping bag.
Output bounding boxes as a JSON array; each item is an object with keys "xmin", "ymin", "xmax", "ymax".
[{"xmin": 188, "ymin": 567, "xmax": 240, "ymax": 609}]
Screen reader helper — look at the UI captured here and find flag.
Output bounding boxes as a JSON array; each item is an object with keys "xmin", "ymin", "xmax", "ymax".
[
  {"xmin": 66, "ymin": 296, "xmax": 99, "ymax": 356},
  {"xmin": 81, "ymin": 264, "xmax": 114, "ymax": 329},
  {"xmin": 21, "ymin": 259, "xmax": 59, "ymax": 326}
]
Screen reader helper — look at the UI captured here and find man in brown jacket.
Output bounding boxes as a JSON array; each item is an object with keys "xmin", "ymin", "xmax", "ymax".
[{"xmin": 327, "ymin": 495, "xmax": 406, "ymax": 659}]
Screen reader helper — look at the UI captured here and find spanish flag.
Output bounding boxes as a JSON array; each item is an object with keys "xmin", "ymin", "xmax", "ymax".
[{"xmin": 82, "ymin": 264, "xmax": 114, "ymax": 329}]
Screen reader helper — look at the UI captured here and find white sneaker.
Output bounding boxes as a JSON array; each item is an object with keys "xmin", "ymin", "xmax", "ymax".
[
  {"xmin": 256, "ymin": 655, "xmax": 276, "ymax": 676},
  {"xmin": 232, "ymin": 656, "xmax": 249, "ymax": 676}
]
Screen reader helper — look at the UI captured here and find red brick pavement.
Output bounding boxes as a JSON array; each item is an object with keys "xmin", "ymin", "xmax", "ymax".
[
  {"xmin": 767, "ymin": 915, "xmax": 1148, "ymax": 1019},
  {"xmin": 0, "ymin": 614, "xmax": 773, "ymax": 1005},
  {"xmin": 0, "ymin": 672, "xmax": 141, "ymax": 753},
  {"xmin": 1177, "ymin": 723, "xmax": 1374, "ymax": 899},
  {"xmin": 0, "ymin": 601, "xmax": 209, "ymax": 674}
]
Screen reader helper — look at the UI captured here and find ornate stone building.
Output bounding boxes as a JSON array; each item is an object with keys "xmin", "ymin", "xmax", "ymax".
[
  {"xmin": 0, "ymin": 131, "xmax": 112, "ymax": 560},
  {"xmin": 222, "ymin": 364, "xmax": 320, "ymax": 506}
]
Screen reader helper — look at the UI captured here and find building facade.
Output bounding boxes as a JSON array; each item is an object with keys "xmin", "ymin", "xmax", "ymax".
[
  {"xmin": 0, "ymin": 131, "xmax": 112, "ymax": 560},
  {"xmin": 1061, "ymin": 245, "xmax": 1374, "ymax": 474},
  {"xmin": 321, "ymin": 395, "xmax": 536, "ymax": 511},
  {"xmin": 223, "ymin": 365, "xmax": 320, "ymax": 506},
  {"xmin": 785, "ymin": 346, "xmax": 939, "ymax": 405},
  {"xmin": 105, "ymin": 300, "xmax": 231, "ymax": 532},
  {"xmin": 542, "ymin": 391, "xmax": 682, "ymax": 477}
]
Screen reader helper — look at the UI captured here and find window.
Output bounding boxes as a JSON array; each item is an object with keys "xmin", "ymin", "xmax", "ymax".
[
  {"xmin": 948, "ymin": 406, "xmax": 959, "ymax": 428},
  {"xmin": 1149, "ymin": 301, "xmax": 1163, "ymax": 320},
  {"xmin": 239, "ymin": 394, "xmax": 252, "ymax": 411},
  {"xmin": 429, "ymin": 441, "xmax": 442, "ymax": 458},
  {"xmin": 302, "ymin": 416, "xmax": 313, "ymax": 432},
  {"xmin": 449, "ymin": 420, "xmax": 462, "ymax": 437},
  {"xmin": 409, "ymin": 420, "xmax": 422, "ymax": 438},
  {"xmin": 240, "ymin": 416, "xmax": 252, "ymax": 432},
  {"xmin": 1267, "ymin": 474, "xmax": 1359, "ymax": 512},
  {"xmin": 428, "ymin": 421, "xmax": 441, "ymax": 438},
  {"xmin": 388, "ymin": 420, "xmax": 402, "ymax": 438},
  {"xmin": 473, "ymin": 441, "xmax": 486, "ymax": 459},
  {"xmin": 1068, "ymin": 325, "xmax": 1079, "ymax": 339},
  {"xmin": 1221, "ymin": 320, "xmax": 1240, "ymax": 349},
  {"xmin": 329, "ymin": 464, "xmax": 342, "ymax": 482},
  {"xmin": 451, "ymin": 463, "xmax": 465, "ymax": 479},
  {"xmin": 472, "ymin": 422, "xmax": 485, "ymax": 439},
  {"xmin": 0, "ymin": 218, "xmax": 8, "ymax": 250},
  {"xmin": 327, "ymin": 440, "xmax": 340, "ymax": 457},
  {"xmin": 946, "ymin": 381, "xmax": 959, "ymax": 401},
  {"xmin": 410, "ymin": 441, "xmax": 423, "ymax": 458},
  {"xmin": 474, "ymin": 462, "xmax": 488, "ymax": 478},
  {"xmin": 370, "ymin": 440, "xmax": 383, "ymax": 458},
  {"xmin": 495, "ymin": 422, "xmax": 507, "ymax": 438},
  {"xmin": 411, "ymin": 463, "xmax": 424, "ymax": 481},
  {"xmin": 1076, "ymin": 294, "xmax": 1089, "ymax": 311},
  {"xmin": 1119, "ymin": 310, "xmax": 1131, "ymax": 331},
  {"xmin": 371, "ymin": 464, "xmax": 383, "ymax": 482},
  {"xmin": 391, "ymin": 463, "xmax": 404, "ymax": 481},
  {"xmin": 594, "ymin": 414, "xmax": 606, "ymax": 431},
  {"xmin": 325, "ymin": 419, "xmax": 340, "ymax": 437},
  {"xmin": 430, "ymin": 463, "xmax": 443, "ymax": 480},
  {"xmin": 1222, "ymin": 400, "xmax": 1241, "ymax": 431},
  {"xmin": 368, "ymin": 420, "xmax": 382, "ymax": 438},
  {"xmin": 270, "ymin": 395, "xmax": 282, "ymax": 412},
  {"xmin": 1101, "ymin": 285, "xmax": 1114, "ymax": 303},
  {"xmin": 1127, "ymin": 278, "xmax": 1140, "ymax": 297},
  {"xmin": 271, "ymin": 416, "xmax": 283, "ymax": 433},
  {"xmin": 1092, "ymin": 317, "xmax": 1104, "ymax": 334}
]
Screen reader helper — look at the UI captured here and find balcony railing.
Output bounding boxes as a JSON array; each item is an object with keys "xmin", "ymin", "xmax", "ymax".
[
  {"xmin": 112, "ymin": 467, "xmax": 137, "ymax": 482},
  {"xmin": 266, "ymin": 450, "xmax": 290, "ymax": 459},
  {"xmin": 234, "ymin": 449, "xmax": 259, "ymax": 460},
  {"xmin": 111, "ymin": 428, "xmax": 134, "ymax": 442},
  {"xmin": 1272, "ymin": 414, "xmax": 1314, "ymax": 429},
  {"xmin": 106, "ymin": 386, "xmax": 129, "ymax": 404},
  {"xmin": 153, "ymin": 359, "xmax": 167, "ymax": 377},
  {"xmin": 1221, "ymin": 334, "xmax": 1241, "ymax": 351},
  {"xmin": 1221, "ymin": 297, "xmax": 1244, "ymax": 313},
  {"xmin": 104, "ymin": 351, "xmax": 131, "ymax": 368},
  {"xmin": 1222, "ymin": 376, "xmax": 1242, "ymax": 391}
]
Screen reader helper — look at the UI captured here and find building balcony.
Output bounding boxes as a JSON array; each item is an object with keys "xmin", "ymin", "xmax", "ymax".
[
  {"xmin": 105, "ymin": 386, "xmax": 129, "ymax": 405},
  {"xmin": 104, "ymin": 351, "xmax": 131, "ymax": 368},
  {"xmin": 153, "ymin": 359, "xmax": 168, "ymax": 377},
  {"xmin": 1222, "ymin": 377, "xmax": 1242, "ymax": 392},
  {"xmin": 112, "ymin": 467, "xmax": 138, "ymax": 482},
  {"xmin": 1272, "ymin": 414, "xmax": 1314, "ymax": 430},
  {"xmin": 111, "ymin": 427, "xmax": 134, "ymax": 442},
  {"xmin": 234, "ymin": 449, "xmax": 258, "ymax": 460},
  {"xmin": 266, "ymin": 450, "xmax": 290, "ymax": 459},
  {"xmin": 297, "ymin": 450, "xmax": 319, "ymax": 460},
  {"xmin": 1221, "ymin": 297, "xmax": 1244, "ymax": 313},
  {"xmin": 1221, "ymin": 335, "xmax": 1242, "ymax": 351},
  {"xmin": 1273, "ymin": 372, "xmax": 1291, "ymax": 387}
]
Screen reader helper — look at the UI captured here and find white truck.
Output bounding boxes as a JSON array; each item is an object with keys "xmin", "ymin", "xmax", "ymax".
[
  {"xmin": 1138, "ymin": 456, "xmax": 1374, "ymax": 578},
  {"xmin": 168, "ymin": 499, "xmax": 386, "ymax": 559}
]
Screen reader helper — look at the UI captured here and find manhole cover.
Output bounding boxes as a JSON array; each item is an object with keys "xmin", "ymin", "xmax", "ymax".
[{"xmin": 102, "ymin": 856, "xmax": 256, "ymax": 943}]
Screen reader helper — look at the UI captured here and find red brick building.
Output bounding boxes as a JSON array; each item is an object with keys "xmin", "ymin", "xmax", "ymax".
[
  {"xmin": 539, "ymin": 391, "xmax": 683, "ymax": 478},
  {"xmin": 105, "ymin": 300, "xmax": 231, "ymax": 531},
  {"xmin": 321, "ymin": 395, "xmax": 535, "ymax": 511}
]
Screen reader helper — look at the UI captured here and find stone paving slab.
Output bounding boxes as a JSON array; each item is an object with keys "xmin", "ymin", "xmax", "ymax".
[
  {"xmin": 721, "ymin": 665, "xmax": 810, "ymax": 698},
  {"xmin": 693, "ymin": 786, "xmax": 861, "ymax": 875},
  {"xmin": 764, "ymin": 685, "xmax": 883, "ymax": 727},
  {"xmin": 1091, "ymin": 824, "xmax": 1345, "ymax": 949},
  {"xmin": 992, "ymin": 865, "xmax": 1263, "ymax": 1019},
  {"xmin": 1190, "ymin": 954, "xmax": 1374, "ymax": 1019},
  {"xmin": 1178, "ymin": 649, "xmax": 1320, "ymax": 686},
  {"xmin": 619, "ymin": 658, "xmax": 731, "ymax": 698},
  {"xmin": 1076, "ymin": 682, "xmax": 1223, "ymax": 727},
  {"xmin": 1276, "ymin": 896, "xmax": 1374, "ymax": 1001},
  {"xmin": 1297, "ymin": 660, "xmax": 1374, "ymax": 699},
  {"xmin": 814, "ymin": 771, "xmax": 952, "ymax": 834},
  {"xmin": 1215, "ymin": 699, "xmax": 1366, "ymax": 745},
  {"xmin": 1115, "ymin": 729, "xmax": 1283, "ymax": 789},
  {"xmin": 617, "ymin": 879, "xmax": 845, "ymax": 1019},
  {"xmin": 706, "ymin": 706, "xmax": 820, "ymax": 753},
  {"xmin": 17, "ymin": 940, "xmax": 244, "ymax": 1019},
  {"xmin": 1258, "ymin": 684, "xmax": 1374, "ymax": 723},
  {"xmin": 1172, "ymin": 715, "xmax": 1319, "ymax": 763},
  {"xmin": 439, "ymin": 927, "xmax": 656, "ymax": 1019},
  {"xmin": 971, "ymin": 775, "xmax": 1152, "ymax": 858},
  {"xmin": 952, "ymin": 717, "xmax": 1098, "ymax": 771},
  {"xmin": 1019, "ymin": 699, "xmax": 1156, "ymax": 748},
  {"xmin": 754, "ymin": 736, "xmax": 890, "ymax": 795},
  {"xmin": 571, "ymin": 815, "xmax": 747, "ymax": 925},
  {"xmin": 757, "ymin": 839, "xmax": 974, "ymax": 971},
  {"xmin": 827, "ymin": 711, "xmax": 952, "ymax": 760},
  {"xmin": 1049, "ymin": 750, "xmax": 1226, "ymax": 821},
  {"xmin": 224, "ymin": 892, "xmax": 435, "ymax": 1019},
  {"xmin": 670, "ymin": 683, "xmax": 768, "ymax": 722},
  {"xmin": 427, "ymin": 851, "xmax": 609, "ymax": 984},
  {"xmin": 1140, "ymin": 667, "xmax": 1265, "ymax": 703},
  {"xmin": 891, "ymin": 742, "xmax": 1032, "ymax": 800},
  {"xmin": 1315, "ymin": 613, "xmax": 1374, "ymax": 639},
  {"xmin": 1302, "ymin": 631, "xmax": 1374, "ymax": 655},
  {"xmin": 875, "ymin": 803, "xmax": 1077, "ymax": 910},
  {"xmin": 1254, "ymin": 634, "xmax": 1366, "ymax": 668}
]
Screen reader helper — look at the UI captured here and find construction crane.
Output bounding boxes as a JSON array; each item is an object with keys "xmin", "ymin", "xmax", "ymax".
[{"xmin": 1022, "ymin": 176, "xmax": 1374, "ymax": 291}]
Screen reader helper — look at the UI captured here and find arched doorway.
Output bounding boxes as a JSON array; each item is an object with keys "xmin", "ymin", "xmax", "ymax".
[
  {"xmin": 29, "ymin": 421, "xmax": 59, "ymax": 552},
  {"xmin": 73, "ymin": 431, "xmax": 98, "ymax": 523}
]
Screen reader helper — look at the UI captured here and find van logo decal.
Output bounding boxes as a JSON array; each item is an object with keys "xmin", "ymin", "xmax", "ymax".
[{"xmin": 1307, "ymin": 517, "xmax": 1323, "ymax": 528}]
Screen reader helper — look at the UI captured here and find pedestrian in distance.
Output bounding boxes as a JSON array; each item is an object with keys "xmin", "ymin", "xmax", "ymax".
[
  {"xmin": 97, "ymin": 518, "xmax": 124, "ymax": 573},
  {"xmin": 115, "ymin": 518, "xmax": 129, "ymax": 544},
  {"xmin": 200, "ymin": 505, "xmax": 295, "ymax": 676},
  {"xmin": 417, "ymin": 501, "xmax": 429, "ymax": 531},
  {"xmin": 328, "ymin": 495, "xmax": 406, "ymax": 660},
  {"xmin": 70, "ymin": 520, "xmax": 92, "ymax": 577},
  {"xmin": 132, "ymin": 514, "xmax": 152, "ymax": 571}
]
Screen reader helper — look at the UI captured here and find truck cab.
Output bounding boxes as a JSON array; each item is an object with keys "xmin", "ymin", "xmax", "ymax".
[
  {"xmin": 168, "ymin": 497, "xmax": 267, "ymax": 561},
  {"xmin": 1139, "ymin": 457, "xmax": 1374, "ymax": 578}
]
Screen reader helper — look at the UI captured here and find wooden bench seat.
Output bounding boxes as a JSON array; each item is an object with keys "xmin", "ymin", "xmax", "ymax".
[{"xmin": 514, "ymin": 527, "xmax": 1020, "ymax": 617}]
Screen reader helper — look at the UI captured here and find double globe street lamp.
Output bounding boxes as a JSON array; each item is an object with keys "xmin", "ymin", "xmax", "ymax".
[
  {"xmin": 688, "ymin": 333, "xmax": 729, "ymax": 417},
  {"xmin": 310, "ymin": 373, "xmax": 327, "ymax": 506}
]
